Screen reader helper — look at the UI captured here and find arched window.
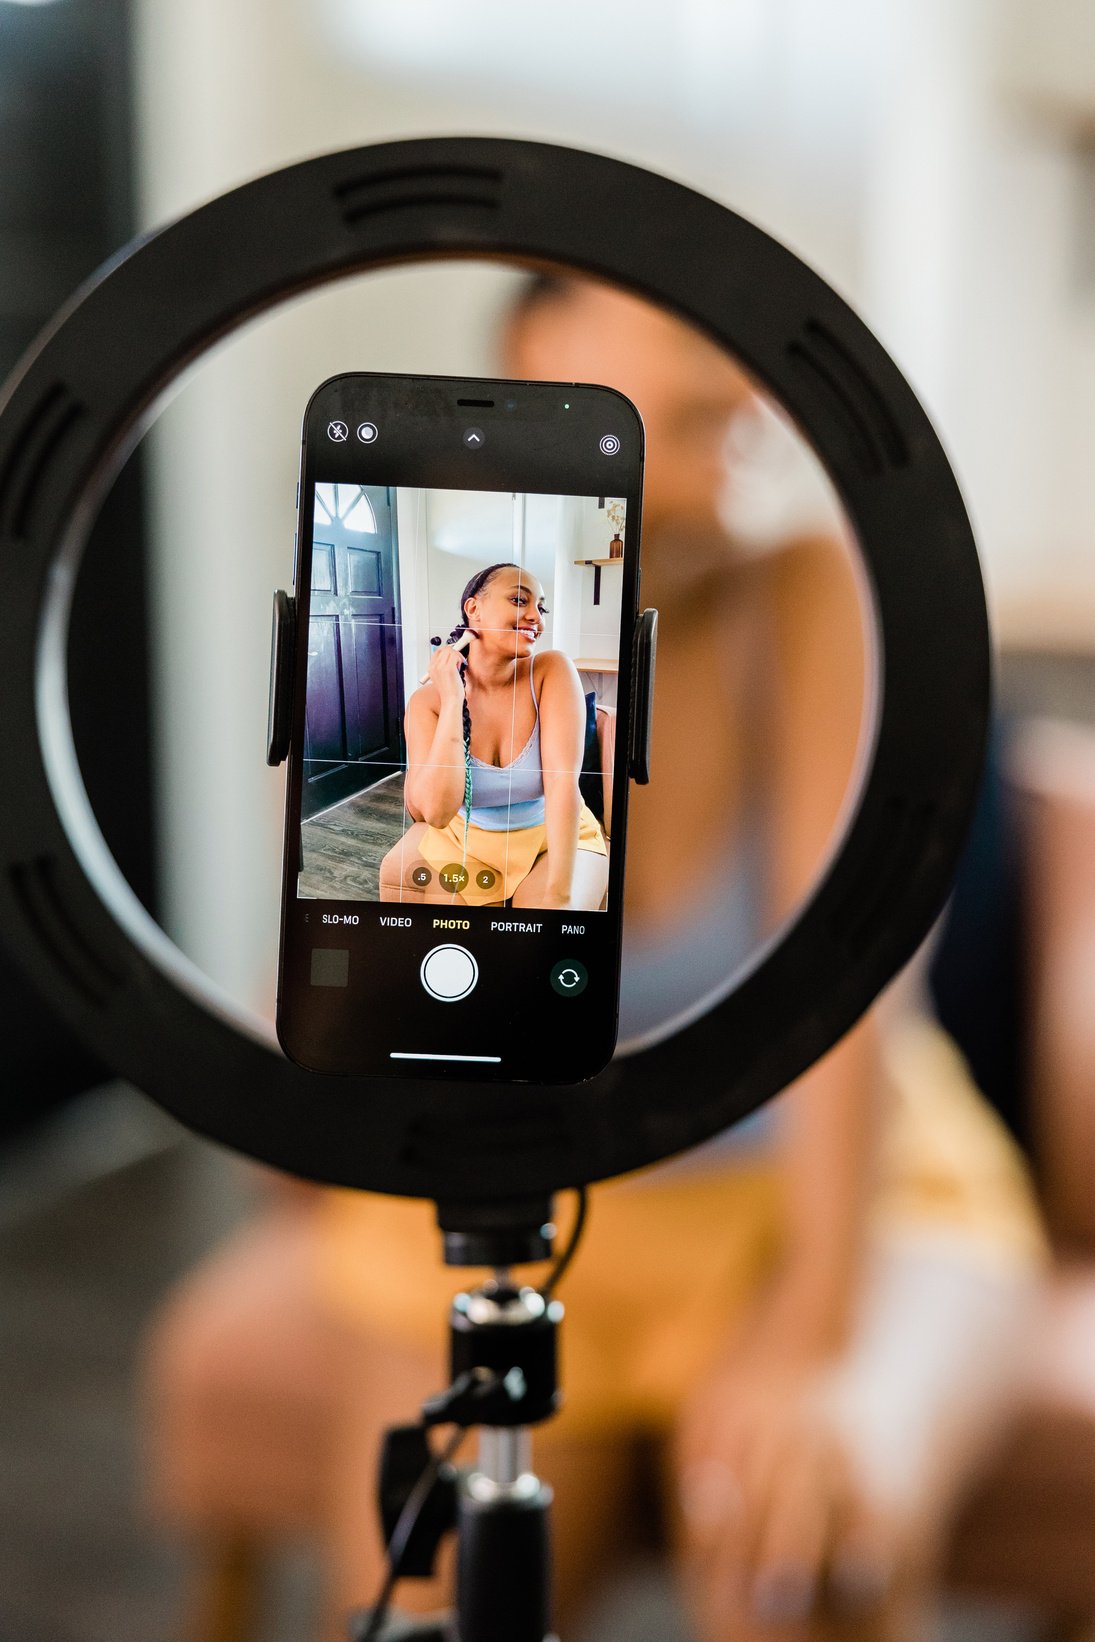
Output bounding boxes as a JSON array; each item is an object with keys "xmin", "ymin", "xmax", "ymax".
[{"xmin": 314, "ymin": 483, "xmax": 377, "ymax": 534}]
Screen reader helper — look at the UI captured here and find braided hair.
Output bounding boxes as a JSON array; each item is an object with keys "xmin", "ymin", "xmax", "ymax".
[{"xmin": 431, "ymin": 562, "xmax": 521, "ymax": 831}]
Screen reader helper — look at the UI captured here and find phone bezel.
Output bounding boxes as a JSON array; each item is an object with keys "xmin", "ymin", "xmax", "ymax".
[{"xmin": 0, "ymin": 136, "xmax": 989, "ymax": 1198}]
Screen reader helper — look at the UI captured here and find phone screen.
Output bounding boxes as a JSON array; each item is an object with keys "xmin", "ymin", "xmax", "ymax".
[{"xmin": 276, "ymin": 373, "xmax": 643, "ymax": 1083}]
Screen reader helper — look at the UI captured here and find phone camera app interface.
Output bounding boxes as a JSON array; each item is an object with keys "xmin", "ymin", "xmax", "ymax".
[{"xmin": 296, "ymin": 484, "xmax": 624, "ymax": 918}]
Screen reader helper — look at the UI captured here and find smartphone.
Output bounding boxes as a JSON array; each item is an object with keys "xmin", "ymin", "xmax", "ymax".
[{"xmin": 273, "ymin": 372, "xmax": 646, "ymax": 1083}]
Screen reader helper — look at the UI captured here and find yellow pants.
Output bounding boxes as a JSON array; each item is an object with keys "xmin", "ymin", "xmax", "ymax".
[
  {"xmin": 322, "ymin": 1165, "xmax": 782, "ymax": 1434},
  {"xmin": 318, "ymin": 1020, "xmax": 1044, "ymax": 1434},
  {"xmin": 416, "ymin": 804, "xmax": 607, "ymax": 907}
]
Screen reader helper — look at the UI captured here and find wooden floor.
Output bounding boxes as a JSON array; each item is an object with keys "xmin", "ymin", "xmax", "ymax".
[
  {"xmin": 0, "ymin": 1086, "xmax": 318, "ymax": 1642},
  {"xmin": 299, "ymin": 770, "xmax": 408, "ymax": 901}
]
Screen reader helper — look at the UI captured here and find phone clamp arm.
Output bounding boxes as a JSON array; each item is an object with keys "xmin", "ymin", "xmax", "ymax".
[
  {"xmin": 268, "ymin": 596, "xmax": 656, "ymax": 788},
  {"xmin": 629, "ymin": 607, "xmax": 657, "ymax": 784},
  {"xmin": 267, "ymin": 588, "xmax": 296, "ymax": 766}
]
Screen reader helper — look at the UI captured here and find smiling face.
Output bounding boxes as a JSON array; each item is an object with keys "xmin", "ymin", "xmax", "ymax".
[{"xmin": 464, "ymin": 568, "xmax": 547, "ymax": 660}]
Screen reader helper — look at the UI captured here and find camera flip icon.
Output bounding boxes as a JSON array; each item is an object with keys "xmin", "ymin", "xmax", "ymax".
[{"xmin": 550, "ymin": 959, "xmax": 589, "ymax": 997}]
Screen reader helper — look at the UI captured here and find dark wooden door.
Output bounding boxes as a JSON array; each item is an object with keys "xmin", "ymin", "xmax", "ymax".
[{"xmin": 302, "ymin": 484, "xmax": 404, "ymax": 819}]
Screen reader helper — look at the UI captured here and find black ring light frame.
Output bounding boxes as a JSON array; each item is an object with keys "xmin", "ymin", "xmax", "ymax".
[{"xmin": 0, "ymin": 137, "xmax": 988, "ymax": 1203}]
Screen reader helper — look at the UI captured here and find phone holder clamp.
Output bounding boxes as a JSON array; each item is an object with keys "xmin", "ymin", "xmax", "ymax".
[
  {"xmin": 267, "ymin": 589, "xmax": 296, "ymax": 767},
  {"xmin": 266, "ymin": 591, "xmax": 658, "ymax": 784}
]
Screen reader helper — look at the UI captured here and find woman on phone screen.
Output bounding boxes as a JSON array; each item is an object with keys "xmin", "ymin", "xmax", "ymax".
[{"xmin": 378, "ymin": 561, "xmax": 608, "ymax": 912}]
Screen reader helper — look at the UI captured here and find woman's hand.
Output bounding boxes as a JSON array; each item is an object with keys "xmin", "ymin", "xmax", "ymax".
[
  {"xmin": 427, "ymin": 640, "xmax": 468, "ymax": 709},
  {"xmin": 405, "ymin": 637, "xmax": 474, "ymax": 827},
  {"xmin": 539, "ymin": 886, "xmax": 575, "ymax": 910},
  {"xmin": 674, "ymin": 1350, "xmax": 915, "ymax": 1637}
]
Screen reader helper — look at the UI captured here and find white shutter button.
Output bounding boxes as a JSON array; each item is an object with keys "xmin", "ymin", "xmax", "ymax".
[{"xmin": 420, "ymin": 944, "xmax": 479, "ymax": 1002}]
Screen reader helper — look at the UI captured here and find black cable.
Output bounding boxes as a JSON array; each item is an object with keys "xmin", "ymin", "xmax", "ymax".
[
  {"xmin": 357, "ymin": 1421, "xmax": 467, "ymax": 1642},
  {"xmin": 539, "ymin": 1185, "xmax": 588, "ymax": 1300}
]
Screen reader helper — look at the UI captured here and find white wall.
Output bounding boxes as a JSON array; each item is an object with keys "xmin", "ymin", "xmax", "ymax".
[
  {"xmin": 130, "ymin": 0, "xmax": 1095, "ymax": 1009},
  {"xmin": 570, "ymin": 497, "xmax": 626, "ymax": 667},
  {"xmin": 858, "ymin": 0, "xmax": 1095, "ymax": 641},
  {"xmin": 132, "ymin": 0, "xmax": 523, "ymax": 1007},
  {"xmin": 394, "ymin": 487, "xmax": 428, "ymax": 706}
]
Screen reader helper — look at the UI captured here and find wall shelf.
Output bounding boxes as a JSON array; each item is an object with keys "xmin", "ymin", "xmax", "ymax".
[{"xmin": 573, "ymin": 556, "xmax": 623, "ymax": 603}]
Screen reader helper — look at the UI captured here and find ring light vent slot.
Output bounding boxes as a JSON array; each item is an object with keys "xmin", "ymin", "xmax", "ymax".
[
  {"xmin": 825, "ymin": 796, "xmax": 938, "ymax": 960},
  {"xmin": 9, "ymin": 856, "xmax": 124, "ymax": 1009},
  {"xmin": 332, "ymin": 163, "xmax": 504, "ymax": 229},
  {"xmin": 789, "ymin": 320, "xmax": 908, "ymax": 478},
  {"xmin": 0, "ymin": 382, "xmax": 88, "ymax": 540}
]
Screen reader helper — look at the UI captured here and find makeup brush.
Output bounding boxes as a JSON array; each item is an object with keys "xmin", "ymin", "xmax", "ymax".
[{"xmin": 419, "ymin": 626, "xmax": 474, "ymax": 684}]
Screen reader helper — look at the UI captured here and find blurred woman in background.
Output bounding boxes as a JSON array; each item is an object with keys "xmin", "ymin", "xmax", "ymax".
[{"xmin": 318, "ymin": 276, "xmax": 1045, "ymax": 1641}]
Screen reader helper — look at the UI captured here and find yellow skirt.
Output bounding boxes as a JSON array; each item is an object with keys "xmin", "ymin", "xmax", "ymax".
[
  {"xmin": 416, "ymin": 804, "xmax": 607, "ymax": 907},
  {"xmin": 317, "ymin": 1020, "xmax": 1045, "ymax": 1435},
  {"xmin": 321, "ymin": 1167, "xmax": 783, "ymax": 1434}
]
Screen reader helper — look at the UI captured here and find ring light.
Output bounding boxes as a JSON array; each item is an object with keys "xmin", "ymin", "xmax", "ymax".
[{"xmin": 0, "ymin": 137, "xmax": 989, "ymax": 1201}]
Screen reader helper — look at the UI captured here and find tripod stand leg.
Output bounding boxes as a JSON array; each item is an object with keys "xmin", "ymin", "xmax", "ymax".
[{"xmin": 456, "ymin": 1478, "xmax": 553, "ymax": 1642}]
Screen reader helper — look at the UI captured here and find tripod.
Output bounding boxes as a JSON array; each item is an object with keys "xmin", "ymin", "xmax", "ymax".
[{"xmin": 349, "ymin": 1195, "xmax": 580, "ymax": 1642}]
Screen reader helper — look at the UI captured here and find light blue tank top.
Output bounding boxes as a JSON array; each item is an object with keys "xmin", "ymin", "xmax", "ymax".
[
  {"xmin": 617, "ymin": 828, "xmax": 764, "ymax": 1046},
  {"xmin": 617, "ymin": 824, "xmax": 778, "ymax": 1164},
  {"xmin": 467, "ymin": 656, "xmax": 545, "ymax": 831},
  {"xmin": 615, "ymin": 588, "xmax": 779, "ymax": 1165}
]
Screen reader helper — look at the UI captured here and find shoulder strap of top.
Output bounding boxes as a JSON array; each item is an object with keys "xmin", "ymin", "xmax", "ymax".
[{"xmin": 528, "ymin": 651, "xmax": 538, "ymax": 716}]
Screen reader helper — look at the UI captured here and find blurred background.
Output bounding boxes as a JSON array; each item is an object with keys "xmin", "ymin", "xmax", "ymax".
[{"xmin": 4, "ymin": 1, "xmax": 1095, "ymax": 1639}]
